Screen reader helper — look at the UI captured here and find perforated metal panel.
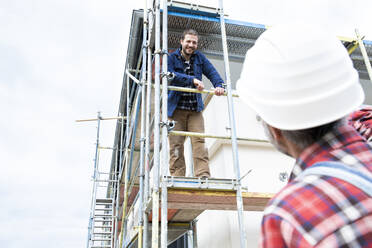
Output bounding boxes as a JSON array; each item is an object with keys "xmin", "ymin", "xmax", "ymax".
[
  {"xmin": 351, "ymin": 43, "xmax": 372, "ymax": 80},
  {"xmin": 167, "ymin": 13, "xmax": 264, "ymax": 59},
  {"xmin": 167, "ymin": 10, "xmax": 372, "ymax": 80}
]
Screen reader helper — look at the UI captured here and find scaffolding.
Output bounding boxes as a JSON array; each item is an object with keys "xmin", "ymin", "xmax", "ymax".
[
  {"xmin": 119, "ymin": 1, "xmax": 261, "ymax": 247},
  {"xmin": 77, "ymin": 114, "xmax": 126, "ymax": 248},
  {"xmin": 82, "ymin": 1, "xmax": 372, "ymax": 248}
]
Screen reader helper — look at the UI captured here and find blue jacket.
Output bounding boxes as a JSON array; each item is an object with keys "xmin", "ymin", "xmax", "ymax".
[{"xmin": 167, "ymin": 48, "xmax": 224, "ymax": 117}]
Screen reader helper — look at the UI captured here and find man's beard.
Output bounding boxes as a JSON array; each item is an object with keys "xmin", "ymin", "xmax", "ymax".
[{"xmin": 183, "ymin": 47, "xmax": 194, "ymax": 56}]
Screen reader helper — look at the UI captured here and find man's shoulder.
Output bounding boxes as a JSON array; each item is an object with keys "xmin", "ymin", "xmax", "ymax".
[
  {"xmin": 169, "ymin": 49, "xmax": 178, "ymax": 55},
  {"xmin": 265, "ymin": 177, "xmax": 326, "ymax": 216},
  {"xmin": 193, "ymin": 50, "xmax": 206, "ymax": 59},
  {"xmin": 264, "ymin": 172, "xmax": 372, "ymax": 247},
  {"xmin": 169, "ymin": 49, "xmax": 180, "ymax": 58},
  {"xmin": 266, "ymin": 169, "xmax": 372, "ymax": 217}
]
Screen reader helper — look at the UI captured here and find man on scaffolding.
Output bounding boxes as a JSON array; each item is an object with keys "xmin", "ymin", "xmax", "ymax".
[{"xmin": 167, "ymin": 29, "xmax": 225, "ymax": 178}]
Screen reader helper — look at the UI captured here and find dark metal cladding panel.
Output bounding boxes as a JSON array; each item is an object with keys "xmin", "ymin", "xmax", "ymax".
[{"xmin": 167, "ymin": 14, "xmax": 265, "ymax": 59}]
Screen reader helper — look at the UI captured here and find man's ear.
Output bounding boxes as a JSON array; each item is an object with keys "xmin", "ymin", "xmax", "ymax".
[{"xmin": 268, "ymin": 125, "xmax": 283, "ymax": 141}]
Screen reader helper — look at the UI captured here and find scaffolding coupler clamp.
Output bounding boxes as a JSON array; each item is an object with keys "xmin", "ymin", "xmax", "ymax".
[
  {"xmin": 279, "ymin": 172, "xmax": 289, "ymax": 182},
  {"xmin": 160, "ymin": 120, "xmax": 176, "ymax": 132},
  {"xmin": 233, "ymin": 180, "xmax": 242, "ymax": 190},
  {"xmin": 198, "ymin": 177, "xmax": 209, "ymax": 189},
  {"xmin": 167, "ymin": 176, "xmax": 175, "ymax": 187},
  {"xmin": 154, "ymin": 49, "xmax": 167, "ymax": 55},
  {"xmin": 161, "ymin": 71, "xmax": 175, "ymax": 80}
]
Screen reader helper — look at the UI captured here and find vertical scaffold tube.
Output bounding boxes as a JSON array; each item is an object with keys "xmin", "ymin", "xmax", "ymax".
[
  {"xmin": 160, "ymin": 0, "xmax": 168, "ymax": 247},
  {"xmin": 119, "ymin": 74, "xmax": 132, "ymax": 248},
  {"xmin": 144, "ymin": 5, "xmax": 153, "ymax": 206},
  {"xmin": 151, "ymin": 0, "xmax": 161, "ymax": 246},
  {"xmin": 218, "ymin": 0, "xmax": 247, "ymax": 247},
  {"xmin": 126, "ymin": 89, "xmax": 143, "ymax": 244},
  {"xmin": 144, "ymin": 2, "xmax": 154, "ymax": 246},
  {"xmin": 114, "ymin": 114, "xmax": 125, "ymax": 247},
  {"xmin": 112, "ymin": 141, "xmax": 118, "ymax": 246},
  {"xmin": 86, "ymin": 112, "xmax": 102, "ymax": 248},
  {"xmin": 138, "ymin": 1, "xmax": 148, "ymax": 246},
  {"xmin": 138, "ymin": 226, "xmax": 144, "ymax": 248}
]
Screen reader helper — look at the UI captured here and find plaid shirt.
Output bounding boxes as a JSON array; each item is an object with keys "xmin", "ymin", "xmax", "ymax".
[
  {"xmin": 176, "ymin": 54, "xmax": 198, "ymax": 111},
  {"xmin": 260, "ymin": 122, "xmax": 372, "ymax": 247},
  {"xmin": 348, "ymin": 106, "xmax": 372, "ymax": 142}
]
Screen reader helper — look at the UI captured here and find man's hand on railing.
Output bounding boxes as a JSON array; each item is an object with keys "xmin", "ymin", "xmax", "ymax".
[
  {"xmin": 214, "ymin": 87, "xmax": 225, "ymax": 96},
  {"xmin": 193, "ymin": 78, "xmax": 205, "ymax": 91}
]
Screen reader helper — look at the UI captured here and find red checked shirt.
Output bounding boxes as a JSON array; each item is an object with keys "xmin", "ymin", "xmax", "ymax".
[
  {"xmin": 348, "ymin": 106, "xmax": 372, "ymax": 142},
  {"xmin": 260, "ymin": 123, "xmax": 372, "ymax": 247}
]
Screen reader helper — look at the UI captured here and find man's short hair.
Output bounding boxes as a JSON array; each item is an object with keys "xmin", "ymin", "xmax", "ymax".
[
  {"xmin": 181, "ymin": 29, "xmax": 199, "ymax": 40},
  {"xmin": 281, "ymin": 120, "xmax": 341, "ymax": 150}
]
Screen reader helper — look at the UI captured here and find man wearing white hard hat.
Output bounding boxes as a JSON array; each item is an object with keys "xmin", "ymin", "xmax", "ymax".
[{"xmin": 237, "ymin": 25, "xmax": 372, "ymax": 247}]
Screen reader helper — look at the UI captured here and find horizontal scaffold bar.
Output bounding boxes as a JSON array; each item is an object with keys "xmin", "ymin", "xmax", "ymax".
[
  {"xmin": 76, "ymin": 116, "xmax": 126, "ymax": 122},
  {"xmin": 163, "ymin": 176, "xmax": 239, "ymax": 190},
  {"xmin": 169, "ymin": 130, "xmax": 268, "ymax": 143},
  {"xmin": 98, "ymin": 146, "xmax": 116, "ymax": 150},
  {"xmin": 167, "ymin": 85, "xmax": 239, "ymax": 97},
  {"xmin": 126, "ymin": 69, "xmax": 239, "ymax": 97}
]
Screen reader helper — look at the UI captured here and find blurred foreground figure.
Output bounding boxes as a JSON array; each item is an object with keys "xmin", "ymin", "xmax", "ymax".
[{"xmin": 237, "ymin": 25, "xmax": 372, "ymax": 247}]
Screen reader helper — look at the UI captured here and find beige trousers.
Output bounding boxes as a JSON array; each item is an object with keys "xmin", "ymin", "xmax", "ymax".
[{"xmin": 168, "ymin": 109, "xmax": 210, "ymax": 177}]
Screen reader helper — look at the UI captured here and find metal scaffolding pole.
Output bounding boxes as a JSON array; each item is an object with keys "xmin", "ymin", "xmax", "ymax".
[
  {"xmin": 218, "ymin": 0, "xmax": 247, "ymax": 247},
  {"xmin": 355, "ymin": 29, "xmax": 372, "ymax": 84},
  {"xmin": 160, "ymin": 0, "xmax": 169, "ymax": 247},
  {"xmin": 119, "ymin": 73, "xmax": 133, "ymax": 248},
  {"xmin": 143, "ymin": 213, "xmax": 149, "ymax": 248},
  {"xmin": 169, "ymin": 130, "xmax": 268, "ymax": 143},
  {"xmin": 124, "ymin": 88, "xmax": 143, "ymax": 247},
  {"xmin": 111, "ymin": 143, "xmax": 118, "ymax": 248},
  {"xmin": 151, "ymin": 0, "xmax": 161, "ymax": 246},
  {"xmin": 126, "ymin": 70, "xmax": 239, "ymax": 97},
  {"xmin": 167, "ymin": 85, "xmax": 239, "ymax": 97},
  {"xmin": 144, "ymin": 2, "xmax": 154, "ymax": 246},
  {"xmin": 76, "ymin": 116, "xmax": 127, "ymax": 122},
  {"xmin": 86, "ymin": 112, "xmax": 102, "ymax": 248},
  {"xmin": 138, "ymin": 0, "xmax": 149, "ymax": 246},
  {"xmin": 114, "ymin": 115, "xmax": 126, "ymax": 248}
]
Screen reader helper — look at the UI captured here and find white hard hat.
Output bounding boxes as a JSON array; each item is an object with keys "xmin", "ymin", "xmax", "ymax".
[{"xmin": 237, "ymin": 25, "xmax": 365, "ymax": 130}]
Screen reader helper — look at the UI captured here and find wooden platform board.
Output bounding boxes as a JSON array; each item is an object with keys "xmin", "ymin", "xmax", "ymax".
[
  {"xmin": 144, "ymin": 188, "xmax": 273, "ymax": 223},
  {"xmin": 122, "ymin": 180, "xmax": 274, "ymax": 244}
]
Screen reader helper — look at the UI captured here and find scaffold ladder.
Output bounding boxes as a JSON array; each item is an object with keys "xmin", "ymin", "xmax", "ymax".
[{"xmin": 77, "ymin": 113, "xmax": 126, "ymax": 248}]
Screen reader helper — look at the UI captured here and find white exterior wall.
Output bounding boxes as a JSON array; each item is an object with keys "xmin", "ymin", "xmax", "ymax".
[{"xmin": 194, "ymin": 96, "xmax": 295, "ymax": 247}]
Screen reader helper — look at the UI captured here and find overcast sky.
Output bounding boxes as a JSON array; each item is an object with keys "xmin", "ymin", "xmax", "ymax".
[{"xmin": 1, "ymin": 0, "xmax": 372, "ymax": 247}]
